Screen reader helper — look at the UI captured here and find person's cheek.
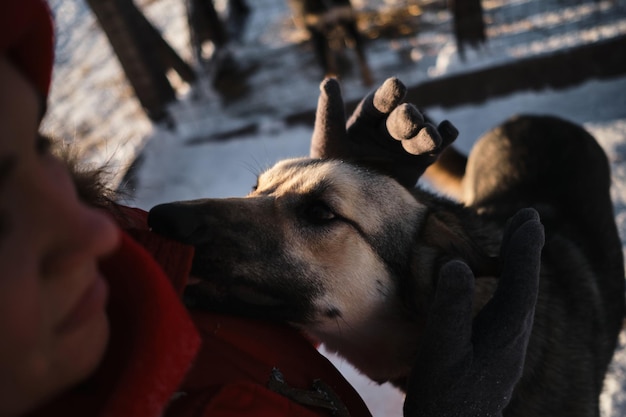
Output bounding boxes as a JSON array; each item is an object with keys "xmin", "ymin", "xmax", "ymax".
[
  {"xmin": 0, "ymin": 247, "xmax": 48, "ymax": 387},
  {"xmin": 39, "ymin": 155, "xmax": 120, "ymax": 258},
  {"xmin": 33, "ymin": 155, "xmax": 119, "ymax": 323}
]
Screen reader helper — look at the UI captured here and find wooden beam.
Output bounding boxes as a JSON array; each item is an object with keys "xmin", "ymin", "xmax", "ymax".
[{"xmin": 285, "ymin": 35, "xmax": 626, "ymax": 127}]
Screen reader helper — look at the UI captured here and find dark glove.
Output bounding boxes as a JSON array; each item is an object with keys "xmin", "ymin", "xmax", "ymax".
[
  {"xmin": 310, "ymin": 77, "xmax": 458, "ymax": 188},
  {"xmin": 404, "ymin": 208, "xmax": 545, "ymax": 417}
]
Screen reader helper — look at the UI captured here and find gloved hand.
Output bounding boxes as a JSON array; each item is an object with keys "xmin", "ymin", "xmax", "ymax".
[
  {"xmin": 404, "ymin": 208, "xmax": 545, "ymax": 417},
  {"xmin": 310, "ymin": 77, "xmax": 458, "ymax": 188}
]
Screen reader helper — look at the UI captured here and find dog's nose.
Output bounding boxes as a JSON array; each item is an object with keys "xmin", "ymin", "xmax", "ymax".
[{"xmin": 148, "ymin": 203, "xmax": 201, "ymax": 242}]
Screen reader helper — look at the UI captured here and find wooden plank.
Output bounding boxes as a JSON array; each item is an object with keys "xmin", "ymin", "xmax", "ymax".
[
  {"xmin": 87, "ymin": 0, "xmax": 196, "ymax": 121},
  {"xmin": 404, "ymin": 35, "xmax": 626, "ymax": 109},
  {"xmin": 285, "ymin": 35, "xmax": 626, "ymax": 127}
]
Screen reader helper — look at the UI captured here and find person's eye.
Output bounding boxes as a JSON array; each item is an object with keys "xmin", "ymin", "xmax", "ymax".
[{"xmin": 36, "ymin": 134, "xmax": 53, "ymax": 155}]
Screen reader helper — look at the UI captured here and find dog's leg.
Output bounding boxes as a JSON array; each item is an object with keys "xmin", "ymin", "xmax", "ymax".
[
  {"xmin": 341, "ymin": 19, "xmax": 373, "ymax": 86},
  {"xmin": 308, "ymin": 25, "xmax": 336, "ymax": 78}
]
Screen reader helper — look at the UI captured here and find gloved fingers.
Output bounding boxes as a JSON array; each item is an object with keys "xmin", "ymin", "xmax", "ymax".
[
  {"xmin": 372, "ymin": 77, "xmax": 407, "ymax": 113},
  {"xmin": 311, "ymin": 77, "xmax": 349, "ymax": 158},
  {"xmin": 500, "ymin": 208, "xmax": 541, "ymax": 259},
  {"xmin": 387, "ymin": 104, "xmax": 440, "ymax": 155},
  {"xmin": 407, "ymin": 260, "xmax": 525, "ymax": 417},
  {"xmin": 386, "ymin": 103, "xmax": 425, "ymax": 140},
  {"xmin": 496, "ymin": 209, "xmax": 544, "ymax": 315},
  {"xmin": 406, "ymin": 260, "xmax": 475, "ymax": 412},
  {"xmin": 386, "ymin": 106, "xmax": 459, "ymax": 157},
  {"xmin": 402, "ymin": 124, "xmax": 443, "ymax": 155},
  {"xmin": 400, "ymin": 120, "xmax": 458, "ymax": 157},
  {"xmin": 474, "ymin": 210, "xmax": 544, "ymax": 346},
  {"xmin": 437, "ymin": 120, "xmax": 459, "ymax": 148},
  {"xmin": 346, "ymin": 77, "xmax": 407, "ymax": 131},
  {"xmin": 421, "ymin": 260, "xmax": 475, "ymax": 362}
]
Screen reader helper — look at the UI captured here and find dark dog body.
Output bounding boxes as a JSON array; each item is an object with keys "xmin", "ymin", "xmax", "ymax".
[
  {"xmin": 287, "ymin": 0, "xmax": 373, "ymax": 86},
  {"xmin": 425, "ymin": 115, "xmax": 625, "ymax": 416},
  {"xmin": 149, "ymin": 115, "xmax": 625, "ymax": 416}
]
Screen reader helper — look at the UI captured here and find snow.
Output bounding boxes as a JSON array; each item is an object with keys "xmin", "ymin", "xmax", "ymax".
[{"xmin": 42, "ymin": 0, "xmax": 626, "ymax": 416}]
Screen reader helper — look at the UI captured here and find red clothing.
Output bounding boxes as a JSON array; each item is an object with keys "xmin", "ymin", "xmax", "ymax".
[
  {"xmin": 28, "ymin": 206, "xmax": 373, "ymax": 417},
  {"xmin": 1, "ymin": 0, "xmax": 53, "ymax": 98}
]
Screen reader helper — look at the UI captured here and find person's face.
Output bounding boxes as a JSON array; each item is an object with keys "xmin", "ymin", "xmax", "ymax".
[{"xmin": 0, "ymin": 56, "xmax": 120, "ymax": 415}]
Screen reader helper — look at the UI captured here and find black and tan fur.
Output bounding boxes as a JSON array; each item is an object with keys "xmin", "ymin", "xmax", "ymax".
[{"xmin": 148, "ymin": 115, "xmax": 625, "ymax": 417}]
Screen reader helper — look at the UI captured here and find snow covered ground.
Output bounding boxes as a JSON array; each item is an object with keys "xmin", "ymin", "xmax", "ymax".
[{"xmin": 43, "ymin": 0, "xmax": 626, "ymax": 415}]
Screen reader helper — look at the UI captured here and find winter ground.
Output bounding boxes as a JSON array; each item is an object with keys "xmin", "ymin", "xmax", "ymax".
[{"xmin": 44, "ymin": 0, "xmax": 626, "ymax": 415}]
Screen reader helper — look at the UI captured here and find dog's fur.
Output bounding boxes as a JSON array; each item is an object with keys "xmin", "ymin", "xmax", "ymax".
[
  {"xmin": 287, "ymin": 0, "xmax": 373, "ymax": 86},
  {"xmin": 149, "ymin": 115, "xmax": 625, "ymax": 417}
]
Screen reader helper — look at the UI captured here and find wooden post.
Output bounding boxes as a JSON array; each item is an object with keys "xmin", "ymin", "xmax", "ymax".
[
  {"xmin": 449, "ymin": 0, "xmax": 486, "ymax": 60},
  {"xmin": 186, "ymin": 0, "xmax": 228, "ymax": 64},
  {"xmin": 86, "ymin": 0, "xmax": 196, "ymax": 121}
]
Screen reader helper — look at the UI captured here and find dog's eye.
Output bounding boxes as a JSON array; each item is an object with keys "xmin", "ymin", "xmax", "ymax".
[{"xmin": 304, "ymin": 201, "xmax": 336, "ymax": 224}]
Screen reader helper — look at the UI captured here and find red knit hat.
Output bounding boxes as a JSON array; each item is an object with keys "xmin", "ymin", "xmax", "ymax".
[{"xmin": 0, "ymin": 0, "xmax": 54, "ymax": 98}]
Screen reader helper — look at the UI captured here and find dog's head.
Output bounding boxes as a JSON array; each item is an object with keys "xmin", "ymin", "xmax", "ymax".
[{"xmin": 149, "ymin": 158, "xmax": 426, "ymax": 329}]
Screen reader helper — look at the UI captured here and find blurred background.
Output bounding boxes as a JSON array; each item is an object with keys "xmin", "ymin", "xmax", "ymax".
[
  {"xmin": 42, "ymin": 0, "xmax": 626, "ymax": 187},
  {"xmin": 41, "ymin": 1, "xmax": 626, "ymax": 416}
]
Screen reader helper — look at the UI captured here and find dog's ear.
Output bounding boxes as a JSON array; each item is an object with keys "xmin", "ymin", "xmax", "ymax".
[{"xmin": 421, "ymin": 211, "xmax": 499, "ymax": 278}]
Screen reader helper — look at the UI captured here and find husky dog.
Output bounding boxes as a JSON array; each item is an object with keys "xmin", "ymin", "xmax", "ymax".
[{"xmin": 148, "ymin": 115, "xmax": 625, "ymax": 417}]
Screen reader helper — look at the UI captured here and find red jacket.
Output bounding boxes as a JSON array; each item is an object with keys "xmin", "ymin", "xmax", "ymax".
[{"xmin": 27, "ymin": 206, "xmax": 373, "ymax": 417}]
